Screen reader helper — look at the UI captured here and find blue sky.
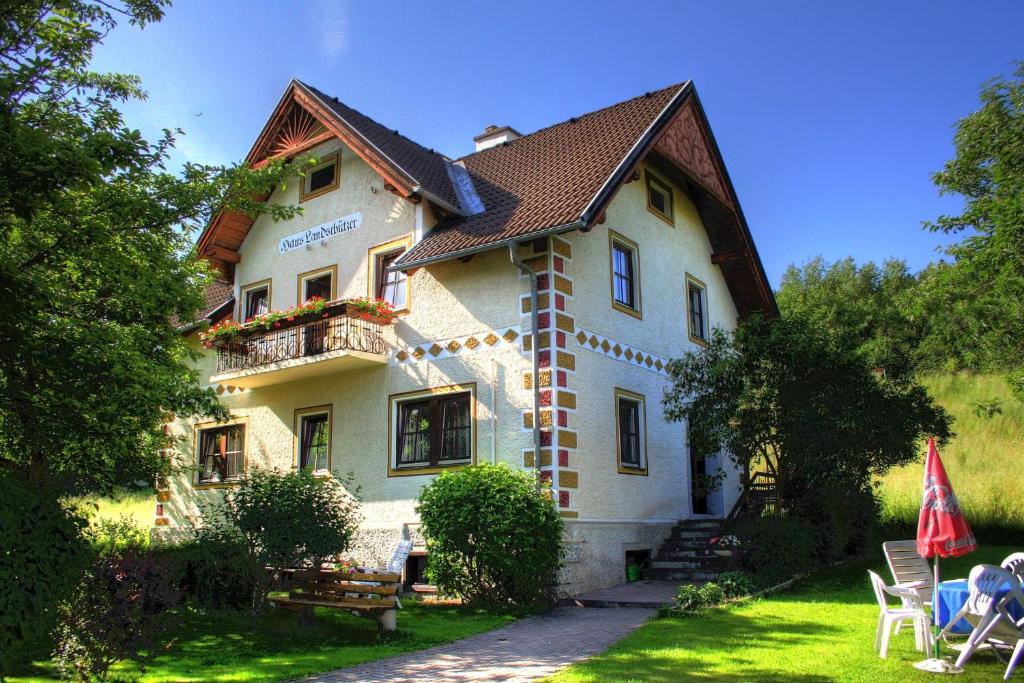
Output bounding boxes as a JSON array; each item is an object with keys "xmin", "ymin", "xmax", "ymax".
[{"xmin": 91, "ymin": 0, "xmax": 1023, "ymax": 287}]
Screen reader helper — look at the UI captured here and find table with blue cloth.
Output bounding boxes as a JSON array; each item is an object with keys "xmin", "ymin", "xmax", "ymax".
[{"xmin": 937, "ymin": 578, "xmax": 1024, "ymax": 635}]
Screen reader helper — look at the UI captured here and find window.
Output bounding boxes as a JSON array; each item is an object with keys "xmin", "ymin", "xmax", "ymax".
[
  {"xmin": 296, "ymin": 406, "xmax": 331, "ymax": 473},
  {"xmin": 615, "ymin": 389, "xmax": 647, "ymax": 474},
  {"xmin": 389, "ymin": 385, "xmax": 475, "ymax": 475},
  {"xmin": 196, "ymin": 422, "xmax": 245, "ymax": 484},
  {"xmin": 646, "ymin": 171, "xmax": 674, "ymax": 224},
  {"xmin": 368, "ymin": 237, "xmax": 412, "ymax": 313},
  {"xmin": 301, "ymin": 272, "xmax": 334, "ymax": 302},
  {"xmin": 686, "ymin": 275, "xmax": 708, "ymax": 343},
  {"xmin": 609, "ymin": 231, "xmax": 641, "ymax": 318},
  {"xmin": 300, "ymin": 152, "xmax": 340, "ymax": 201},
  {"xmin": 241, "ymin": 281, "xmax": 270, "ymax": 321}
]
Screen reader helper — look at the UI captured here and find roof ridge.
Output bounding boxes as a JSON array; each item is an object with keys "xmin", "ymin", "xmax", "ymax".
[
  {"xmin": 456, "ymin": 80, "xmax": 689, "ymax": 162},
  {"xmin": 300, "ymin": 81, "xmax": 453, "ymax": 162}
]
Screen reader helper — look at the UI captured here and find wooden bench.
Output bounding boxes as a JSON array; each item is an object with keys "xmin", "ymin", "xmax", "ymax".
[{"xmin": 269, "ymin": 568, "xmax": 403, "ymax": 632}]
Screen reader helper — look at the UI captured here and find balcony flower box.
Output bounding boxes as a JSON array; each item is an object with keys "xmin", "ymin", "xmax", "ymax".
[{"xmin": 201, "ymin": 297, "xmax": 395, "ymax": 348}]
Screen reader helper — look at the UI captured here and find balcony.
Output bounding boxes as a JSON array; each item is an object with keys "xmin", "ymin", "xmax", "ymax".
[{"xmin": 209, "ymin": 302, "xmax": 389, "ymax": 389}]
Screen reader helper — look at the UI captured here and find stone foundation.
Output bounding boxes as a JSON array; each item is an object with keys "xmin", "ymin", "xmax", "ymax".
[{"xmin": 558, "ymin": 520, "xmax": 675, "ymax": 596}]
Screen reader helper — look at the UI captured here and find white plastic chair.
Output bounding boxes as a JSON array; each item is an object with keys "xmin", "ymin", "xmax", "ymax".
[
  {"xmin": 868, "ymin": 570, "xmax": 933, "ymax": 658},
  {"xmin": 883, "ymin": 540, "xmax": 934, "ymax": 608},
  {"xmin": 1001, "ymin": 553, "xmax": 1024, "ymax": 583},
  {"xmin": 949, "ymin": 564, "xmax": 1024, "ymax": 679}
]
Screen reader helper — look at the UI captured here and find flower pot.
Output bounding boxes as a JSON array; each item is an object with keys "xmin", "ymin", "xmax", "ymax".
[
  {"xmin": 346, "ymin": 310, "xmax": 393, "ymax": 326},
  {"xmin": 713, "ymin": 549, "xmax": 735, "ymax": 557}
]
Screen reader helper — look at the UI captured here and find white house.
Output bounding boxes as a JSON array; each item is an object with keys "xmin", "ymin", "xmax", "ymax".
[{"xmin": 158, "ymin": 79, "xmax": 777, "ymax": 595}]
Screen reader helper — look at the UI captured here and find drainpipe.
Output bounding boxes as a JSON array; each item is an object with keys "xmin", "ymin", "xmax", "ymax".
[
  {"xmin": 490, "ymin": 358, "xmax": 498, "ymax": 465},
  {"xmin": 509, "ymin": 242, "xmax": 542, "ymax": 483}
]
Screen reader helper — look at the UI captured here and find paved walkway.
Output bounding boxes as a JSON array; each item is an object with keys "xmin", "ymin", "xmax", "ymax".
[
  {"xmin": 300, "ymin": 606, "xmax": 654, "ymax": 683},
  {"xmin": 570, "ymin": 580, "xmax": 680, "ymax": 608}
]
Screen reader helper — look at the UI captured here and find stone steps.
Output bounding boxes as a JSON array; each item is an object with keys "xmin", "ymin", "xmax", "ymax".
[{"xmin": 642, "ymin": 518, "xmax": 729, "ymax": 585}]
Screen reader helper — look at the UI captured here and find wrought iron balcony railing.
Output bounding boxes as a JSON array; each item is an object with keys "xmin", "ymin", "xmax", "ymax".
[{"xmin": 214, "ymin": 303, "xmax": 388, "ymax": 375}]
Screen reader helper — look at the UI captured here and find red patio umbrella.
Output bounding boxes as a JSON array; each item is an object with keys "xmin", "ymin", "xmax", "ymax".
[{"xmin": 915, "ymin": 438, "xmax": 976, "ymax": 671}]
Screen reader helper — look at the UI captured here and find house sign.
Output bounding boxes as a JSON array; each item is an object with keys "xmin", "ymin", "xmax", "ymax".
[{"xmin": 279, "ymin": 212, "xmax": 363, "ymax": 254}]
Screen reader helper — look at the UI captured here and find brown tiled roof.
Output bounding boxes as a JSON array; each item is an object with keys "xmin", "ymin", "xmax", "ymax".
[
  {"xmin": 200, "ymin": 279, "xmax": 234, "ymax": 320},
  {"xmin": 174, "ymin": 279, "xmax": 233, "ymax": 331},
  {"xmin": 300, "ymin": 83, "xmax": 462, "ymax": 212},
  {"xmin": 398, "ymin": 83, "xmax": 686, "ymax": 264}
]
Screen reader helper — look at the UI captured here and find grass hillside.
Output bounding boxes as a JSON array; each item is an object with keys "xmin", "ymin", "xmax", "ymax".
[{"xmin": 879, "ymin": 373, "xmax": 1024, "ymax": 532}]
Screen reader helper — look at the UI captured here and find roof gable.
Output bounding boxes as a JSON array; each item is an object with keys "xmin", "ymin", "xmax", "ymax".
[
  {"xmin": 197, "ymin": 80, "xmax": 461, "ymax": 274},
  {"xmin": 396, "ymin": 83, "xmax": 776, "ymax": 318}
]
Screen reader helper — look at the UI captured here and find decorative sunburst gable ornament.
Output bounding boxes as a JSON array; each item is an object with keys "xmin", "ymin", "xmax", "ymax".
[{"xmin": 266, "ymin": 104, "xmax": 329, "ymax": 159}]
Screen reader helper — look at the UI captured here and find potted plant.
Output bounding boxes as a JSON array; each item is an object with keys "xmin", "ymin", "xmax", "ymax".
[
  {"xmin": 346, "ymin": 297, "xmax": 396, "ymax": 325},
  {"xmin": 709, "ymin": 534, "xmax": 742, "ymax": 557},
  {"xmin": 200, "ymin": 296, "xmax": 331, "ymax": 348}
]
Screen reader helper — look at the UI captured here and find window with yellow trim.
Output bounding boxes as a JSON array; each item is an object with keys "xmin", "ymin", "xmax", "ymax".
[
  {"xmin": 196, "ymin": 423, "xmax": 245, "ymax": 484},
  {"xmin": 389, "ymin": 386, "xmax": 475, "ymax": 474},
  {"xmin": 300, "ymin": 152, "xmax": 340, "ymax": 201},
  {"xmin": 615, "ymin": 389, "xmax": 647, "ymax": 474},
  {"xmin": 368, "ymin": 237, "xmax": 412, "ymax": 313},
  {"xmin": 609, "ymin": 231, "xmax": 641, "ymax": 318},
  {"xmin": 646, "ymin": 171, "xmax": 674, "ymax": 224},
  {"xmin": 296, "ymin": 407, "xmax": 331, "ymax": 474},
  {"xmin": 686, "ymin": 275, "xmax": 709, "ymax": 343}
]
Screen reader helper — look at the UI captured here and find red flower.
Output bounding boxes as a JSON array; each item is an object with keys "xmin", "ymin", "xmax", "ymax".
[
  {"xmin": 274, "ymin": 322, "xmax": 281, "ymax": 328},
  {"xmin": 287, "ymin": 316, "xmax": 294, "ymax": 321}
]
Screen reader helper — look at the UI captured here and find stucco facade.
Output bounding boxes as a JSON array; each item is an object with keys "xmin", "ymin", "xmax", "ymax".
[{"xmin": 159, "ymin": 80, "xmax": 774, "ymax": 596}]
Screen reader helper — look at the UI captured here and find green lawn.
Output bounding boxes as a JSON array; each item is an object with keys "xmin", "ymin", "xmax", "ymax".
[
  {"xmin": 8, "ymin": 601, "xmax": 514, "ymax": 682},
  {"xmin": 880, "ymin": 373, "xmax": 1024, "ymax": 532},
  {"xmin": 547, "ymin": 545, "xmax": 1018, "ymax": 682}
]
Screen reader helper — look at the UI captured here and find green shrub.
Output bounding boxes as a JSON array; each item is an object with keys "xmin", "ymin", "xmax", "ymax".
[
  {"xmin": 732, "ymin": 516, "xmax": 819, "ymax": 587},
  {"xmin": 674, "ymin": 584, "xmax": 702, "ymax": 611},
  {"xmin": 54, "ymin": 549, "xmax": 182, "ymax": 682},
  {"xmin": 417, "ymin": 463, "xmax": 563, "ymax": 611},
  {"xmin": 698, "ymin": 582, "xmax": 725, "ymax": 605},
  {"xmin": 190, "ymin": 468, "xmax": 361, "ymax": 613},
  {"xmin": 717, "ymin": 571, "xmax": 756, "ymax": 598},
  {"xmin": 87, "ymin": 515, "xmax": 150, "ymax": 557},
  {"xmin": 182, "ymin": 506, "xmax": 264, "ymax": 611},
  {"xmin": 0, "ymin": 474, "xmax": 91, "ymax": 672},
  {"xmin": 673, "ymin": 582, "xmax": 726, "ymax": 613}
]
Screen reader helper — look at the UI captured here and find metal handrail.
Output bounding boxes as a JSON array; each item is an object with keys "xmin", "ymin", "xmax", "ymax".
[
  {"xmin": 726, "ymin": 470, "xmax": 779, "ymax": 521},
  {"xmin": 215, "ymin": 306, "xmax": 387, "ymax": 374}
]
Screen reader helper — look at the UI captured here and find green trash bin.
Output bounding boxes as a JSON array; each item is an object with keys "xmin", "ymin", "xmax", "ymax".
[{"xmin": 626, "ymin": 564, "xmax": 641, "ymax": 582}]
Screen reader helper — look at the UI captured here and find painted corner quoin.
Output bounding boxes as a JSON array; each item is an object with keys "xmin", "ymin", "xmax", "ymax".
[{"xmin": 520, "ymin": 236, "xmax": 579, "ymax": 518}]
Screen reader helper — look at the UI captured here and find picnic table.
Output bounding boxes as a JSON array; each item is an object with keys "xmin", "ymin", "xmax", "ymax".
[{"xmin": 937, "ymin": 577, "xmax": 1024, "ymax": 634}]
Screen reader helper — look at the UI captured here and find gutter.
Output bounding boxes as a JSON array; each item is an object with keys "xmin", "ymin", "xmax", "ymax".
[
  {"xmin": 508, "ymin": 242, "xmax": 542, "ymax": 484},
  {"xmin": 391, "ymin": 220, "xmax": 585, "ymax": 272}
]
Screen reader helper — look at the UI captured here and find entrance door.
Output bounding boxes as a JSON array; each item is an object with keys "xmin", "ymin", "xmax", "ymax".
[{"xmin": 690, "ymin": 445, "xmax": 708, "ymax": 514}]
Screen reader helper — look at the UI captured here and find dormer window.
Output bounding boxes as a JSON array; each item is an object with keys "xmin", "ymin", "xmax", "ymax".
[
  {"xmin": 646, "ymin": 171, "xmax": 674, "ymax": 224},
  {"xmin": 301, "ymin": 152, "xmax": 340, "ymax": 201}
]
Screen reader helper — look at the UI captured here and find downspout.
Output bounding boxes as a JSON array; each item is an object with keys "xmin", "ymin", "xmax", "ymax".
[
  {"xmin": 509, "ymin": 242, "xmax": 542, "ymax": 483},
  {"xmin": 490, "ymin": 358, "xmax": 498, "ymax": 465}
]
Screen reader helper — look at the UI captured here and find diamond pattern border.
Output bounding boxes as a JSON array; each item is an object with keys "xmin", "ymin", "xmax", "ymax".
[
  {"xmin": 574, "ymin": 327, "xmax": 670, "ymax": 377},
  {"xmin": 393, "ymin": 326, "xmax": 523, "ymax": 365}
]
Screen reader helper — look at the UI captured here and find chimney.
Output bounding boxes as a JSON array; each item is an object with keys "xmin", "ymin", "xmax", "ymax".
[{"xmin": 473, "ymin": 124, "xmax": 522, "ymax": 152}]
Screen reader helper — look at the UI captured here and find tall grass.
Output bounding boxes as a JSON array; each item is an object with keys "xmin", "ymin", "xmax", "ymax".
[
  {"xmin": 879, "ymin": 373, "xmax": 1024, "ymax": 533},
  {"xmin": 88, "ymin": 488, "xmax": 155, "ymax": 529}
]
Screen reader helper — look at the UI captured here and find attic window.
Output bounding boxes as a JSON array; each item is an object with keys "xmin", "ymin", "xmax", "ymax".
[
  {"xmin": 301, "ymin": 152, "xmax": 340, "ymax": 201},
  {"xmin": 646, "ymin": 172, "xmax": 673, "ymax": 224}
]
